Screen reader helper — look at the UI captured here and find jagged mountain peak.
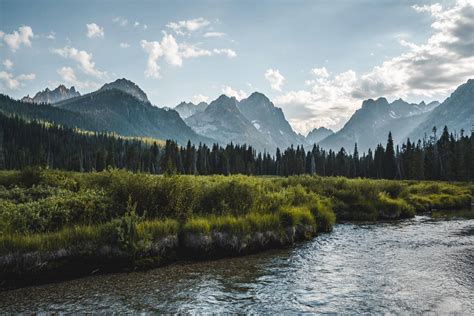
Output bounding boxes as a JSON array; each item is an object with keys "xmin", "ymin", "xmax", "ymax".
[
  {"xmin": 100, "ymin": 78, "xmax": 149, "ymax": 103},
  {"xmin": 21, "ymin": 85, "xmax": 81, "ymax": 105},
  {"xmin": 208, "ymin": 94, "xmax": 239, "ymax": 111},
  {"xmin": 306, "ymin": 127, "xmax": 334, "ymax": 144},
  {"xmin": 361, "ymin": 97, "xmax": 389, "ymax": 108},
  {"xmin": 174, "ymin": 100, "xmax": 208, "ymax": 119}
]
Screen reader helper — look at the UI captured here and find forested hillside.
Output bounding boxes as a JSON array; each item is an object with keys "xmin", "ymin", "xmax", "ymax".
[{"xmin": 1, "ymin": 114, "xmax": 472, "ymax": 181}]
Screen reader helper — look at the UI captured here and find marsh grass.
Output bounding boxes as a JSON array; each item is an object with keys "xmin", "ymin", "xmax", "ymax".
[{"xmin": 0, "ymin": 169, "xmax": 471, "ymax": 257}]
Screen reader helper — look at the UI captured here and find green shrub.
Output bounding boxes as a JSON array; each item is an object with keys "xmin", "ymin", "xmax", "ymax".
[
  {"xmin": 377, "ymin": 192, "xmax": 415, "ymax": 219},
  {"xmin": 279, "ymin": 206, "xmax": 315, "ymax": 227},
  {"xmin": 310, "ymin": 198, "xmax": 336, "ymax": 232},
  {"xmin": 183, "ymin": 218, "xmax": 211, "ymax": 234}
]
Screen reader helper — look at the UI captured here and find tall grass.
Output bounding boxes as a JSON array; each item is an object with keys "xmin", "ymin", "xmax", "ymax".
[{"xmin": 0, "ymin": 169, "xmax": 471, "ymax": 257}]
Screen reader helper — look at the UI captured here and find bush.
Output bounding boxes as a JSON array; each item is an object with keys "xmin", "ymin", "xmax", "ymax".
[
  {"xmin": 310, "ymin": 198, "xmax": 335, "ymax": 232},
  {"xmin": 279, "ymin": 206, "xmax": 315, "ymax": 227},
  {"xmin": 377, "ymin": 192, "xmax": 415, "ymax": 219},
  {"xmin": 183, "ymin": 218, "xmax": 211, "ymax": 234}
]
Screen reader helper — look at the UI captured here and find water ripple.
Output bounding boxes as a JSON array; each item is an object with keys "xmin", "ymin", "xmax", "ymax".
[{"xmin": 1, "ymin": 216, "xmax": 473, "ymax": 313}]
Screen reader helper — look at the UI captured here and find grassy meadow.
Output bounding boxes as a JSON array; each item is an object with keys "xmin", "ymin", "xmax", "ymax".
[{"xmin": 0, "ymin": 168, "xmax": 472, "ymax": 258}]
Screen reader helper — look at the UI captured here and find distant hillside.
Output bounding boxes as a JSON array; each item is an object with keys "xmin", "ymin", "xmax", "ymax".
[
  {"xmin": 1, "ymin": 82, "xmax": 211, "ymax": 146},
  {"xmin": 186, "ymin": 94, "xmax": 271, "ymax": 150},
  {"xmin": 238, "ymin": 92, "xmax": 305, "ymax": 149},
  {"xmin": 408, "ymin": 79, "xmax": 474, "ymax": 141},
  {"xmin": 306, "ymin": 127, "xmax": 334, "ymax": 145},
  {"xmin": 174, "ymin": 101, "xmax": 208, "ymax": 119},
  {"xmin": 319, "ymin": 98, "xmax": 439, "ymax": 152}
]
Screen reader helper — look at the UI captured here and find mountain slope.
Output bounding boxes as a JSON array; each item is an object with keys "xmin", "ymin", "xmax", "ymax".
[
  {"xmin": 54, "ymin": 88, "xmax": 210, "ymax": 145},
  {"xmin": 99, "ymin": 78, "xmax": 149, "ymax": 103},
  {"xmin": 174, "ymin": 101, "xmax": 208, "ymax": 119},
  {"xmin": 238, "ymin": 92, "xmax": 305, "ymax": 149},
  {"xmin": 319, "ymin": 98, "xmax": 437, "ymax": 152},
  {"xmin": 408, "ymin": 79, "xmax": 474, "ymax": 141},
  {"xmin": 306, "ymin": 127, "xmax": 334, "ymax": 145},
  {"xmin": 21, "ymin": 85, "xmax": 80, "ymax": 104},
  {"xmin": 185, "ymin": 95, "xmax": 271, "ymax": 150}
]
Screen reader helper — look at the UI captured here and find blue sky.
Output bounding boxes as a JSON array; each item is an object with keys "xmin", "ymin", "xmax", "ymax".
[{"xmin": 1, "ymin": 0, "xmax": 473, "ymax": 133}]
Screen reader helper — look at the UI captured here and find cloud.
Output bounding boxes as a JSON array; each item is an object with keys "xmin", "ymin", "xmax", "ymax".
[
  {"xmin": 204, "ymin": 32, "xmax": 226, "ymax": 38},
  {"xmin": 274, "ymin": 69, "xmax": 361, "ymax": 134},
  {"xmin": 46, "ymin": 31, "xmax": 56, "ymax": 40},
  {"xmin": 311, "ymin": 67, "xmax": 330, "ymax": 78},
  {"xmin": 166, "ymin": 18, "xmax": 210, "ymax": 35},
  {"xmin": 0, "ymin": 71, "xmax": 19, "ymax": 89},
  {"xmin": 0, "ymin": 71, "xmax": 35, "ymax": 90},
  {"xmin": 180, "ymin": 43, "xmax": 212, "ymax": 58},
  {"xmin": 112, "ymin": 16, "xmax": 128, "ymax": 27},
  {"xmin": 52, "ymin": 46, "xmax": 106, "ymax": 78},
  {"xmin": 352, "ymin": 0, "xmax": 474, "ymax": 99},
  {"xmin": 86, "ymin": 23, "xmax": 104, "ymax": 38},
  {"xmin": 192, "ymin": 94, "xmax": 210, "ymax": 103},
  {"xmin": 17, "ymin": 73, "xmax": 36, "ymax": 80},
  {"xmin": 213, "ymin": 48, "xmax": 237, "ymax": 58},
  {"xmin": 120, "ymin": 42, "xmax": 130, "ymax": 48},
  {"xmin": 3, "ymin": 59, "xmax": 13, "ymax": 70},
  {"xmin": 0, "ymin": 25, "xmax": 34, "ymax": 52},
  {"xmin": 264, "ymin": 68, "xmax": 285, "ymax": 91},
  {"xmin": 222, "ymin": 85, "xmax": 248, "ymax": 100},
  {"xmin": 140, "ymin": 33, "xmax": 236, "ymax": 78},
  {"xmin": 275, "ymin": 0, "xmax": 474, "ymax": 134},
  {"xmin": 57, "ymin": 66, "xmax": 100, "ymax": 90}
]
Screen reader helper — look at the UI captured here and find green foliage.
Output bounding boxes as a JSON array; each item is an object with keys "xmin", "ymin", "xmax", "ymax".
[
  {"xmin": 310, "ymin": 198, "xmax": 336, "ymax": 232},
  {"xmin": 0, "ymin": 169, "xmax": 471, "ymax": 258},
  {"xmin": 183, "ymin": 218, "xmax": 211, "ymax": 234},
  {"xmin": 377, "ymin": 192, "xmax": 415, "ymax": 219},
  {"xmin": 279, "ymin": 207, "xmax": 315, "ymax": 227},
  {"xmin": 405, "ymin": 182, "xmax": 472, "ymax": 212}
]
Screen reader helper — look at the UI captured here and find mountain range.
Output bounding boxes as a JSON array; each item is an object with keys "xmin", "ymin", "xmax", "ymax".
[
  {"xmin": 3, "ymin": 77, "xmax": 472, "ymax": 154},
  {"xmin": 21, "ymin": 85, "xmax": 80, "ymax": 104}
]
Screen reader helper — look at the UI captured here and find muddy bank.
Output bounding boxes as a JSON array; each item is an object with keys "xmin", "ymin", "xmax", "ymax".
[{"xmin": 0, "ymin": 225, "xmax": 316, "ymax": 289}]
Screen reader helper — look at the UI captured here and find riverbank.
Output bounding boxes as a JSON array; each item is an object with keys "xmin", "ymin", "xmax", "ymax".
[{"xmin": 0, "ymin": 169, "xmax": 472, "ymax": 288}]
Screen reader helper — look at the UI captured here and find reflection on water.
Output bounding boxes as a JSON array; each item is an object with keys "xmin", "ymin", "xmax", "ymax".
[{"xmin": 1, "ymin": 215, "xmax": 473, "ymax": 313}]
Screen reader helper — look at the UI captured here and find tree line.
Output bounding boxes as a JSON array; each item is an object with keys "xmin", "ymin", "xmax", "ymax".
[{"xmin": 1, "ymin": 114, "xmax": 473, "ymax": 181}]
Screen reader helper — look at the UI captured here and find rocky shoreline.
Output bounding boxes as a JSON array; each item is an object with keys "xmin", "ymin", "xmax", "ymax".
[{"xmin": 1, "ymin": 224, "xmax": 317, "ymax": 289}]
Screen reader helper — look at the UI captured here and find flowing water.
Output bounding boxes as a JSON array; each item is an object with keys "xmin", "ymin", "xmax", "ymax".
[{"xmin": 1, "ymin": 214, "xmax": 474, "ymax": 314}]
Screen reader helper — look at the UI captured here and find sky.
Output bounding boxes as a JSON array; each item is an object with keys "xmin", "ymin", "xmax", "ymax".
[{"xmin": 0, "ymin": 0, "xmax": 473, "ymax": 134}]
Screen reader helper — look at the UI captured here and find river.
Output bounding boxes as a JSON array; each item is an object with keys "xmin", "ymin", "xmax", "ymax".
[{"xmin": 1, "ymin": 214, "xmax": 473, "ymax": 313}]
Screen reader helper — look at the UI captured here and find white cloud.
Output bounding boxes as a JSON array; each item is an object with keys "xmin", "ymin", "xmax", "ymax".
[
  {"xmin": 134, "ymin": 21, "xmax": 140, "ymax": 27},
  {"xmin": 141, "ymin": 33, "xmax": 237, "ymax": 78},
  {"xmin": 86, "ymin": 23, "xmax": 104, "ymax": 38},
  {"xmin": 311, "ymin": 67, "xmax": 330, "ymax": 78},
  {"xmin": 0, "ymin": 71, "xmax": 19, "ymax": 89},
  {"xmin": 192, "ymin": 94, "xmax": 210, "ymax": 103},
  {"xmin": 112, "ymin": 16, "xmax": 128, "ymax": 27},
  {"xmin": 166, "ymin": 17, "xmax": 210, "ymax": 35},
  {"xmin": 213, "ymin": 48, "xmax": 237, "ymax": 58},
  {"xmin": 120, "ymin": 42, "xmax": 130, "ymax": 48},
  {"xmin": 222, "ymin": 85, "xmax": 248, "ymax": 100},
  {"xmin": 46, "ymin": 31, "xmax": 56, "ymax": 40},
  {"xmin": 3, "ymin": 59, "xmax": 13, "ymax": 70},
  {"xmin": 204, "ymin": 32, "xmax": 226, "ymax": 38},
  {"xmin": 180, "ymin": 43, "xmax": 212, "ymax": 58},
  {"xmin": 57, "ymin": 66, "xmax": 100, "ymax": 90},
  {"xmin": 17, "ymin": 73, "xmax": 36, "ymax": 80},
  {"xmin": 275, "ymin": 0, "xmax": 474, "ymax": 134},
  {"xmin": 0, "ymin": 71, "xmax": 35, "ymax": 90},
  {"xmin": 52, "ymin": 46, "xmax": 106, "ymax": 78},
  {"xmin": 1, "ymin": 25, "xmax": 34, "ymax": 52},
  {"xmin": 264, "ymin": 68, "xmax": 285, "ymax": 91}
]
